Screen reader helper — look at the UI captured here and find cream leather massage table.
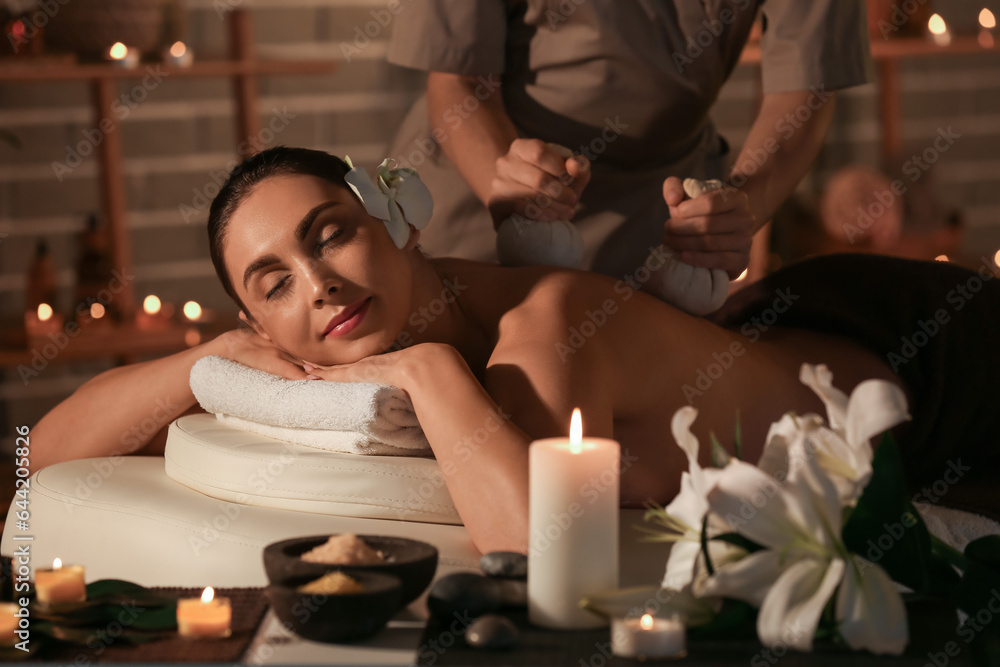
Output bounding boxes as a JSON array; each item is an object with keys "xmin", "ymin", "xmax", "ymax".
[{"xmin": 1, "ymin": 414, "xmax": 678, "ymax": 664}]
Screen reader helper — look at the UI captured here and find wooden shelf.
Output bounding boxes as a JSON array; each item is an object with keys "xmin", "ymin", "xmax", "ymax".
[
  {"xmin": 0, "ymin": 9, "xmax": 336, "ymax": 367},
  {"xmin": 739, "ymin": 35, "xmax": 1000, "ymax": 64},
  {"xmin": 0, "ymin": 58, "xmax": 337, "ymax": 82},
  {"xmin": 0, "ymin": 322, "xmax": 230, "ymax": 367}
]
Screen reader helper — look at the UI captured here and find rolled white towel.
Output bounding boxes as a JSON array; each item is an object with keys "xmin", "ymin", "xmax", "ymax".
[{"xmin": 189, "ymin": 355, "xmax": 430, "ymax": 455}]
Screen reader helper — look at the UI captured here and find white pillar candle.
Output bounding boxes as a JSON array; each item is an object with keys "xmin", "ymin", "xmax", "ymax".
[
  {"xmin": 612, "ymin": 613, "xmax": 687, "ymax": 660},
  {"xmin": 528, "ymin": 408, "xmax": 619, "ymax": 629}
]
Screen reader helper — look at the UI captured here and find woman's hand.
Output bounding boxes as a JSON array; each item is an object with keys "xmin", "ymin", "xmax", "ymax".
[
  {"xmin": 303, "ymin": 343, "xmax": 461, "ymax": 391},
  {"xmin": 661, "ymin": 176, "xmax": 756, "ymax": 279},
  {"xmin": 487, "ymin": 139, "xmax": 591, "ymax": 227},
  {"xmin": 213, "ymin": 328, "xmax": 315, "ymax": 380}
]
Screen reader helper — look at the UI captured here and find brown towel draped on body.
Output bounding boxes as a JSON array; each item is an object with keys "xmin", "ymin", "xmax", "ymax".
[{"xmin": 710, "ymin": 253, "xmax": 1000, "ymax": 521}]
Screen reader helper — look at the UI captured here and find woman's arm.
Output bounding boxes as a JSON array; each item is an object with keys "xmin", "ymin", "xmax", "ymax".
[{"xmin": 30, "ymin": 328, "xmax": 313, "ymax": 471}]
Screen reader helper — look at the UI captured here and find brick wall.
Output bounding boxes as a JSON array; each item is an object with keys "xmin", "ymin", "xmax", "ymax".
[{"xmin": 1, "ymin": 0, "xmax": 998, "ymax": 455}]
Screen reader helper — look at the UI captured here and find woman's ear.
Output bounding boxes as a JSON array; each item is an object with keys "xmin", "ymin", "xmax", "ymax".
[
  {"xmin": 238, "ymin": 310, "xmax": 271, "ymax": 341},
  {"xmin": 403, "ymin": 224, "xmax": 420, "ymax": 252}
]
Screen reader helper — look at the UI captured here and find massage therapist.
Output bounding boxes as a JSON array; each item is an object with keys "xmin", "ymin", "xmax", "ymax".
[{"xmin": 385, "ymin": 0, "xmax": 874, "ymax": 281}]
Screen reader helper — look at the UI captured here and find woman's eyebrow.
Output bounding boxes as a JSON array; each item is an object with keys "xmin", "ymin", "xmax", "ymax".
[{"xmin": 242, "ymin": 200, "xmax": 341, "ymax": 290}]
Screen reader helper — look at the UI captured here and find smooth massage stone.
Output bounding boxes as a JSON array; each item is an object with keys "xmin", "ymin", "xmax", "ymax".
[
  {"xmin": 465, "ymin": 614, "xmax": 519, "ymax": 650},
  {"xmin": 479, "ymin": 552, "xmax": 528, "ymax": 579},
  {"xmin": 497, "ymin": 579, "xmax": 527, "ymax": 608},
  {"xmin": 427, "ymin": 573, "xmax": 502, "ymax": 619}
]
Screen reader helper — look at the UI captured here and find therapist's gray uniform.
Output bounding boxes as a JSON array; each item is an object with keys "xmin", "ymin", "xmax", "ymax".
[{"xmin": 386, "ymin": 0, "xmax": 874, "ymax": 279}]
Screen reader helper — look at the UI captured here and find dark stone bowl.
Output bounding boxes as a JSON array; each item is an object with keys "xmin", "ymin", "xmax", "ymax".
[
  {"xmin": 265, "ymin": 571, "xmax": 402, "ymax": 643},
  {"xmin": 263, "ymin": 535, "xmax": 438, "ymax": 605}
]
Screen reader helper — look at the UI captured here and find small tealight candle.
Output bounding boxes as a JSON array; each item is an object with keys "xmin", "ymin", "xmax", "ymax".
[
  {"xmin": 34, "ymin": 558, "xmax": 86, "ymax": 605},
  {"xmin": 611, "ymin": 612, "xmax": 687, "ymax": 660},
  {"xmin": 105, "ymin": 42, "xmax": 139, "ymax": 68},
  {"xmin": 183, "ymin": 300, "xmax": 202, "ymax": 321},
  {"xmin": 163, "ymin": 41, "xmax": 194, "ymax": 67},
  {"xmin": 927, "ymin": 14, "xmax": 951, "ymax": 46},
  {"xmin": 177, "ymin": 587, "xmax": 231, "ymax": 639},
  {"xmin": 25, "ymin": 303, "xmax": 64, "ymax": 337},
  {"xmin": 0, "ymin": 603, "xmax": 18, "ymax": 647}
]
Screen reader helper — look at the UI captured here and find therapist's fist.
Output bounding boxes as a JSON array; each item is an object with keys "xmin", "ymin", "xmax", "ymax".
[
  {"xmin": 487, "ymin": 139, "xmax": 591, "ymax": 228},
  {"xmin": 661, "ymin": 176, "xmax": 755, "ymax": 279}
]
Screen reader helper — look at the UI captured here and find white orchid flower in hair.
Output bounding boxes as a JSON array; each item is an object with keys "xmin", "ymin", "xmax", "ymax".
[{"xmin": 343, "ymin": 156, "xmax": 434, "ymax": 249}]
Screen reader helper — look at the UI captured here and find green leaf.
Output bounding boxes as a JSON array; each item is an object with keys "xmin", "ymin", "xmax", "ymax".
[
  {"xmin": 841, "ymin": 433, "xmax": 956, "ymax": 596},
  {"xmin": 710, "ymin": 432, "xmax": 731, "ymax": 469}
]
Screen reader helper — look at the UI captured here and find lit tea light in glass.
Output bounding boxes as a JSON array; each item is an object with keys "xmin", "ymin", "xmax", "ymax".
[
  {"xmin": 34, "ymin": 558, "xmax": 86, "ymax": 605},
  {"xmin": 105, "ymin": 41, "xmax": 139, "ymax": 68},
  {"xmin": 611, "ymin": 612, "xmax": 687, "ymax": 660},
  {"xmin": 177, "ymin": 587, "xmax": 231, "ymax": 638},
  {"xmin": 143, "ymin": 294, "xmax": 162, "ymax": 315},
  {"xmin": 37, "ymin": 303, "xmax": 53, "ymax": 321},
  {"xmin": 26, "ymin": 302, "xmax": 63, "ymax": 337},
  {"xmin": 183, "ymin": 300, "xmax": 202, "ymax": 321},
  {"xmin": 928, "ymin": 14, "xmax": 951, "ymax": 46},
  {"xmin": 90, "ymin": 302, "xmax": 106, "ymax": 319},
  {"xmin": 164, "ymin": 41, "xmax": 194, "ymax": 67},
  {"xmin": 981, "ymin": 9, "xmax": 997, "ymax": 48},
  {"xmin": 935, "ymin": 255, "xmax": 949, "ymax": 262}
]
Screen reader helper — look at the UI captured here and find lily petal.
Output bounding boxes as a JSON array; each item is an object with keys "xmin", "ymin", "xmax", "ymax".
[
  {"xmin": 785, "ymin": 433, "xmax": 845, "ymax": 548},
  {"xmin": 844, "ymin": 379, "xmax": 911, "ymax": 453},
  {"xmin": 671, "ymin": 406, "xmax": 700, "ymax": 467},
  {"xmin": 757, "ymin": 557, "xmax": 845, "ymax": 652},
  {"xmin": 706, "ymin": 459, "xmax": 808, "ymax": 550},
  {"xmin": 800, "ymin": 364, "xmax": 849, "ymax": 431},
  {"xmin": 663, "ymin": 539, "xmax": 702, "ymax": 591},
  {"xmin": 344, "ymin": 165, "xmax": 391, "ymax": 221},
  {"xmin": 384, "ymin": 199, "xmax": 411, "ymax": 249},
  {"xmin": 392, "ymin": 171, "xmax": 434, "ymax": 229},
  {"xmin": 695, "ymin": 549, "xmax": 787, "ymax": 607},
  {"xmin": 836, "ymin": 556, "xmax": 908, "ymax": 655}
]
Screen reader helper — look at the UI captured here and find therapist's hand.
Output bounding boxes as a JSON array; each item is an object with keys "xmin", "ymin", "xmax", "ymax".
[
  {"xmin": 487, "ymin": 139, "xmax": 590, "ymax": 228},
  {"xmin": 661, "ymin": 176, "xmax": 755, "ymax": 279}
]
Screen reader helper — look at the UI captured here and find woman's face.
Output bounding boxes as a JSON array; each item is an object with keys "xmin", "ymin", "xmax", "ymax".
[{"xmin": 222, "ymin": 173, "xmax": 417, "ymax": 365}]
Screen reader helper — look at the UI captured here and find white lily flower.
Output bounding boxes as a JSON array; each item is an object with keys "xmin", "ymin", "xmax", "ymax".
[
  {"xmin": 757, "ymin": 364, "xmax": 910, "ymax": 507},
  {"xmin": 659, "ymin": 407, "xmax": 743, "ymax": 592},
  {"xmin": 343, "ymin": 156, "xmax": 434, "ymax": 249},
  {"xmin": 700, "ymin": 432, "xmax": 908, "ymax": 654}
]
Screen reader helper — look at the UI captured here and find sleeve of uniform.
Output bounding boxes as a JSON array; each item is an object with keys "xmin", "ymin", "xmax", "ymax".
[
  {"xmin": 758, "ymin": 0, "xmax": 875, "ymax": 93},
  {"xmin": 386, "ymin": 0, "xmax": 507, "ymax": 75}
]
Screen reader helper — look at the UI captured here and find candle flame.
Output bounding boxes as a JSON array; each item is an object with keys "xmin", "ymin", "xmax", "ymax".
[
  {"xmin": 928, "ymin": 14, "xmax": 947, "ymax": 35},
  {"xmin": 143, "ymin": 294, "xmax": 161, "ymax": 315},
  {"xmin": 569, "ymin": 408, "xmax": 582, "ymax": 454},
  {"xmin": 980, "ymin": 9, "xmax": 996, "ymax": 29},
  {"xmin": 935, "ymin": 254, "xmax": 949, "ymax": 262},
  {"xmin": 169, "ymin": 41, "xmax": 187, "ymax": 57},
  {"xmin": 640, "ymin": 613, "xmax": 654, "ymax": 630},
  {"xmin": 993, "ymin": 248, "xmax": 1000, "ymax": 268},
  {"xmin": 37, "ymin": 303, "xmax": 53, "ymax": 321},
  {"xmin": 53, "ymin": 558, "xmax": 62, "ymax": 570},
  {"xmin": 90, "ymin": 302, "xmax": 105, "ymax": 319},
  {"xmin": 109, "ymin": 42, "xmax": 128, "ymax": 59},
  {"xmin": 183, "ymin": 300, "xmax": 202, "ymax": 320},
  {"xmin": 201, "ymin": 587, "xmax": 214, "ymax": 603}
]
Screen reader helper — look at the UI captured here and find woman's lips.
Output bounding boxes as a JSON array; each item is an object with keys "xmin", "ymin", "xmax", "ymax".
[{"xmin": 323, "ymin": 297, "xmax": 371, "ymax": 338}]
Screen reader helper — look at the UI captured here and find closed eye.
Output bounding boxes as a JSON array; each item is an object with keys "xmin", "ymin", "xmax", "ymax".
[{"xmin": 265, "ymin": 275, "xmax": 290, "ymax": 300}]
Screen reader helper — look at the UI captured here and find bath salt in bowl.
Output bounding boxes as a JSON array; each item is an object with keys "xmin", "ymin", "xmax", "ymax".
[{"xmin": 263, "ymin": 534, "xmax": 438, "ymax": 605}]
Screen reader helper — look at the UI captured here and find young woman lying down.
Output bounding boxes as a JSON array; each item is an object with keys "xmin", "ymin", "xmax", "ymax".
[{"xmin": 31, "ymin": 147, "xmax": 1000, "ymax": 553}]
